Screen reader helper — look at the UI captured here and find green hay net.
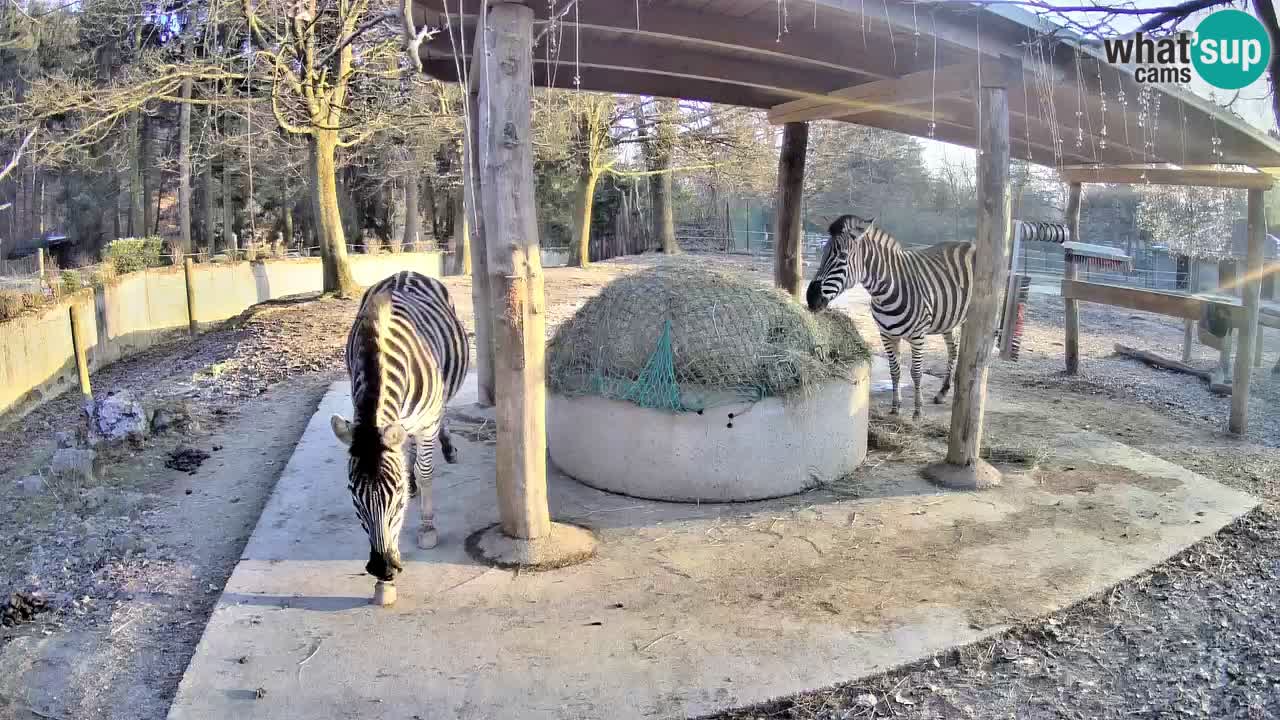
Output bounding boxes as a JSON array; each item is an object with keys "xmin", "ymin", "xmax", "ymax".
[{"xmin": 547, "ymin": 259, "xmax": 871, "ymax": 412}]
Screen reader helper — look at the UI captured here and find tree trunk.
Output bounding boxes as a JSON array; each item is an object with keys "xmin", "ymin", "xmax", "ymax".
[
  {"xmin": 570, "ymin": 167, "xmax": 598, "ymax": 267},
  {"xmin": 424, "ymin": 175, "xmax": 439, "ymax": 242},
  {"xmin": 774, "ymin": 121, "xmax": 808, "ymax": 299},
  {"xmin": 465, "ymin": 17, "xmax": 495, "ymax": 406},
  {"xmin": 222, "ymin": 157, "xmax": 236, "ymax": 253},
  {"xmin": 283, "ymin": 198, "xmax": 295, "ymax": 251},
  {"xmin": 129, "ymin": 111, "xmax": 145, "ymax": 237},
  {"xmin": 176, "ymin": 69, "xmax": 193, "ymax": 261},
  {"xmin": 200, "ymin": 158, "xmax": 214, "ymax": 253},
  {"xmin": 311, "ymin": 131, "xmax": 358, "ymax": 296},
  {"xmin": 652, "ymin": 170, "xmax": 676, "ymax": 254},
  {"xmin": 935, "ymin": 84, "xmax": 1010, "ymax": 488},
  {"xmin": 452, "ymin": 184, "xmax": 470, "ymax": 274},
  {"xmin": 651, "ymin": 98, "xmax": 679, "ymax": 254},
  {"xmin": 403, "ymin": 164, "xmax": 420, "ymax": 251},
  {"xmin": 478, "ymin": 1, "xmax": 551, "ymax": 540},
  {"xmin": 142, "ymin": 116, "xmax": 156, "ymax": 236}
]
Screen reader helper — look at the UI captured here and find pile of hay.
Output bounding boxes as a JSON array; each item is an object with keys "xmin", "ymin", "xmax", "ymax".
[{"xmin": 547, "ymin": 259, "xmax": 870, "ymax": 412}]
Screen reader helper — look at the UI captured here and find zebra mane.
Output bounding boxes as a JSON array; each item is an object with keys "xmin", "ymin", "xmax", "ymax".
[{"xmin": 351, "ymin": 290, "xmax": 396, "ymax": 452}]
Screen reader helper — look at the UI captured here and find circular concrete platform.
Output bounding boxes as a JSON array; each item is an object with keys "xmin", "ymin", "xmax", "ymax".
[{"xmin": 547, "ymin": 364, "xmax": 870, "ymax": 502}]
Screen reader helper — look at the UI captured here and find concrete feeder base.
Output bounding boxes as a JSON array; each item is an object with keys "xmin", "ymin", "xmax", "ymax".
[{"xmin": 548, "ymin": 364, "xmax": 871, "ymax": 502}]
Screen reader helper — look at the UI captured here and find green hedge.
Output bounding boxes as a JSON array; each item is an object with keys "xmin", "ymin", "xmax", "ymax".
[{"xmin": 105, "ymin": 237, "xmax": 165, "ymax": 275}]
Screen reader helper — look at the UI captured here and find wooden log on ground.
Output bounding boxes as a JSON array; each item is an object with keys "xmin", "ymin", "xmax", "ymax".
[
  {"xmin": 478, "ymin": 1, "xmax": 552, "ymax": 540},
  {"xmin": 1113, "ymin": 344, "xmax": 1232, "ymax": 396},
  {"xmin": 1063, "ymin": 182, "xmax": 1082, "ymax": 374},
  {"xmin": 1114, "ymin": 344, "xmax": 1210, "ymax": 380},
  {"xmin": 1229, "ymin": 188, "xmax": 1265, "ymax": 434},
  {"xmin": 773, "ymin": 121, "xmax": 807, "ymax": 300}
]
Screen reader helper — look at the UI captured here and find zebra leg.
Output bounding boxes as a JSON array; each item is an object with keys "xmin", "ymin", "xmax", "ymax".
[
  {"xmin": 439, "ymin": 420, "xmax": 458, "ymax": 464},
  {"xmin": 934, "ymin": 330, "xmax": 958, "ymax": 404},
  {"xmin": 880, "ymin": 333, "xmax": 902, "ymax": 415},
  {"xmin": 413, "ymin": 431, "xmax": 439, "ymax": 550},
  {"xmin": 908, "ymin": 336, "xmax": 925, "ymax": 421}
]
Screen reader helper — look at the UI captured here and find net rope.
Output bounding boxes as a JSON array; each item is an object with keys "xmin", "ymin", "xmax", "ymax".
[{"xmin": 548, "ymin": 259, "xmax": 871, "ymax": 413}]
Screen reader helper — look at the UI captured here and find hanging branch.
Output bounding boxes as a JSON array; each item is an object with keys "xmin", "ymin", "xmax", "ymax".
[{"xmin": 0, "ymin": 128, "xmax": 35, "ymax": 182}]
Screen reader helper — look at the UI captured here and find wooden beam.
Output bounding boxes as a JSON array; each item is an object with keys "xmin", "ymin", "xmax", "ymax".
[
  {"xmin": 478, "ymin": 2, "xmax": 551, "ymax": 539},
  {"xmin": 774, "ymin": 121, "xmax": 807, "ymax": 299},
  {"xmin": 422, "ymin": 0, "xmax": 900, "ymax": 83},
  {"xmin": 1061, "ymin": 280, "xmax": 1199, "ymax": 320},
  {"xmin": 766, "ymin": 62, "xmax": 1006, "ymax": 125},
  {"xmin": 1063, "ymin": 183, "xmax": 1083, "ymax": 374},
  {"xmin": 1059, "ymin": 167, "xmax": 1276, "ymax": 190},
  {"xmin": 929, "ymin": 83, "xmax": 1010, "ymax": 490},
  {"xmin": 1229, "ymin": 188, "xmax": 1265, "ymax": 434}
]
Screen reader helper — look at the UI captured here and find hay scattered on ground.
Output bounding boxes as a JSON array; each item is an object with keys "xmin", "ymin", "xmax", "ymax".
[{"xmin": 546, "ymin": 259, "xmax": 870, "ymax": 410}]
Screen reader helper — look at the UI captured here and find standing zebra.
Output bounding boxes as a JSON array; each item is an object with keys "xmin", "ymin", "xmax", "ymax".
[
  {"xmin": 330, "ymin": 271, "xmax": 470, "ymax": 582},
  {"xmin": 806, "ymin": 214, "xmax": 1067, "ymax": 420}
]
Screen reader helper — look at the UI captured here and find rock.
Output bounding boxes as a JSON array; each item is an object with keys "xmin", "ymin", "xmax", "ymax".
[
  {"xmin": 50, "ymin": 448, "xmax": 99, "ymax": 484},
  {"xmin": 55, "ymin": 431, "xmax": 77, "ymax": 449},
  {"xmin": 16, "ymin": 475, "xmax": 44, "ymax": 495},
  {"xmin": 149, "ymin": 400, "xmax": 195, "ymax": 435},
  {"xmin": 83, "ymin": 391, "xmax": 147, "ymax": 444}
]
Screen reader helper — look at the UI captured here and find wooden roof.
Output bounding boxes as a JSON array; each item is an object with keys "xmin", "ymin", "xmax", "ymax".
[{"xmin": 416, "ymin": 0, "xmax": 1280, "ymax": 172}]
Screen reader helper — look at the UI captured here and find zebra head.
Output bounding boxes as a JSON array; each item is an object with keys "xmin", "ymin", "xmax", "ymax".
[
  {"xmin": 330, "ymin": 415, "xmax": 410, "ymax": 581},
  {"xmin": 806, "ymin": 213, "xmax": 875, "ymax": 312}
]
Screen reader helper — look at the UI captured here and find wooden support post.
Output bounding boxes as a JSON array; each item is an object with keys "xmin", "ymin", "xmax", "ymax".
[
  {"xmin": 466, "ymin": 13, "xmax": 496, "ymax": 408},
  {"xmin": 1063, "ymin": 182, "xmax": 1083, "ymax": 374},
  {"xmin": 774, "ymin": 121, "xmax": 808, "ymax": 299},
  {"xmin": 183, "ymin": 257, "xmax": 198, "ymax": 336},
  {"xmin": 69, "ymin": 306, "xmax": 91, "ymax": 399},
  {"xmin": 925, "ymin": 82, "xmax": 1010, "ymax": 491},
  {"xmin": 1229, "ymin": 188, "xmax": 1265, "ymax": 434},
  {"xmin": 479, "ymin": 1, "xmax": 551, "ymax": 540},
  {"xmin": 37, "ymin": 248, "xmax": 45, "ymax": 282}
]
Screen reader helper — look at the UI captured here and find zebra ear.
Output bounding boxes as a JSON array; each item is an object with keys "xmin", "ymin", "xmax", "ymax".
[
  {"xmin": 381, "ymin": 423, "xmax": 408, "ymax": 449},
  {"xmin": 331, "ymin": 415, "xmax": 354, "ymax": 446}
]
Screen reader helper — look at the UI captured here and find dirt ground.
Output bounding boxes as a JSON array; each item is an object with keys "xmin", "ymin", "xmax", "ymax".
[{"xmin": 1, "ymin": 252, "xmax": 1278, "ymax": 720}]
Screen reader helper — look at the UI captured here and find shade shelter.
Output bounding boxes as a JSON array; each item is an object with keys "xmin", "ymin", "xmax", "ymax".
[{"xmin": 413, "ymin": 0, "xmax": 1280, "ymax": 551}]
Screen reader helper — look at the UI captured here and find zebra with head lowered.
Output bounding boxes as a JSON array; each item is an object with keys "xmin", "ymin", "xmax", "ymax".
[
  {"xmin": 806, "ymin": 214, "xmax": 1067, "ymax": 420},
  {"xmin": 330, "ymin": 271, "xmax": 470, "ymax": 582}
]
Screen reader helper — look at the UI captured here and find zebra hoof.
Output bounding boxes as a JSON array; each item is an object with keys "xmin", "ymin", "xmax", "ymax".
[
  {"xmin": 932, "ymin": 395, "xmax": 946, "ymax": 405},
  {"xmin": 417, "ymin": 527, "xmax": 439, "ymax": 550},
  {"xmin": 889, "ymin": 407, "xmax": 900, "ymax": 416},
  {"xmin": 408, "ymin": 479, "xmax": 419, "ymax": 499},
  {"xmin": 912, "ymin": 410, "xmax": 922, "ymax": 421},
  {"xmin": 443, "ymin": 446, "xmax": 459, "ymax": 464}
]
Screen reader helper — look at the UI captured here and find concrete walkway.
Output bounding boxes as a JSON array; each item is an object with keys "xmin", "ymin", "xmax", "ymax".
[{"xmin": 167, "ymin": 375, "xmax": 1256, "ymax": 720}]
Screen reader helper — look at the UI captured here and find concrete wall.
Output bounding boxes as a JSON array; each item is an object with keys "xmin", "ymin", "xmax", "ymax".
[
  {"xmin": 0, "ymin": 252, "xmax": 444, "ymax": 418},
  {"xmin": 547, "ymin": 365, "xmax": 870, "ymax": 502}
]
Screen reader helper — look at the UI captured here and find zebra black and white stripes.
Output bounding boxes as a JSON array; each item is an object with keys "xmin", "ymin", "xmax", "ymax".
[
  {"xmin": 806, "ymin": 214, "xmax": 1067, "ymax": 420},
  {"xmin": 330, "ymin": 271, "xmax": 470, "ymax": 581}
]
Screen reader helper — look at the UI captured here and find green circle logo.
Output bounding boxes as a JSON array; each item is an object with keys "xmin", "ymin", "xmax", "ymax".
[{"xmin": 1192, "ymin": 9, "xmax": 1271, "ymax": 90}]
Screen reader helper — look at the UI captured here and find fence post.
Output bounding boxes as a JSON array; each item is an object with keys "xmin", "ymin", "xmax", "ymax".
[
  {"xmin": 69, "ymin": 305, "xmax": 92, "ymax": 400},
  {"xmin": 37, "ymin": 248, "xmax": 45, "ymax": 282},
  {"xmin": 1063, "ymin": 182, "xmax": 1083, "ymax": 374},
  {"xmin": 183, "ymin": 257, "xmax": 198, "ymax": 336}
]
